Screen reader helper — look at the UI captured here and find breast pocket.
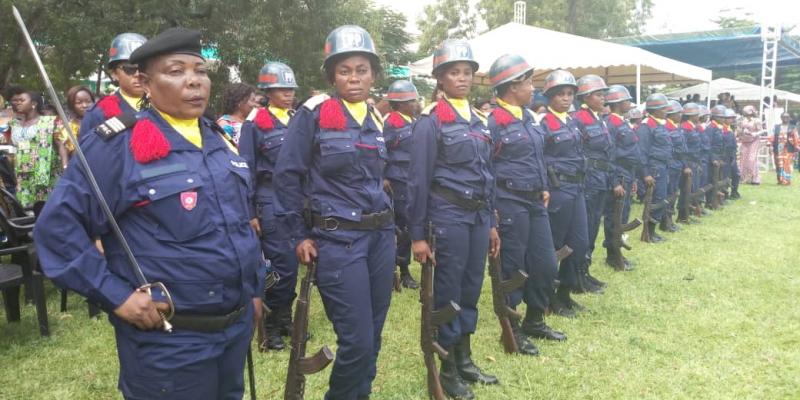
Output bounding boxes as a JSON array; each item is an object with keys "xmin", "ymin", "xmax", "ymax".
[
  {"xmin": 498, "ymin": 126, "xmax": 530, "ymax": 159},
  {"xmin": 583, "ymin": 125, "xmax": 609, "ymax": 152},
  {"xmin": 136, "ymin": 172, "xmax": 215, "ymax": 242},
  {"xmin": 440, "ymin": 124, "xmax": 476, "ymax": 164},
  {"xmin": 259, "ymin": 130, "xmax": 285, "ymax": 164},
  {"xmin": 546, "ymin": 129, "xmax": 576, "ymax": 156},
  {"xmin": 318, "ymin": 130, "xmax": 356, "ymax": 175}
]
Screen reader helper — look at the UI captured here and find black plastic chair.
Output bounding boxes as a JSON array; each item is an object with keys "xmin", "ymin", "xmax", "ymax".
[{"xmin": 0, "ymin": 243, "xmax": 49, "ymax": 336}]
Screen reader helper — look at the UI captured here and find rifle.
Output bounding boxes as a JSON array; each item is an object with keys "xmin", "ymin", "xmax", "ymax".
[
  {"xmin": 284, "ymin": 261, "xmax": 334, "ymax": 400},
  {"xmin": 708, "ymin": 162, "xmax": 725, "ymax": 210},
  {"xmin": 487, "ymin": 254, "xmax": 527, "ymax": 354},
  {"xmin": 555, "ymin": 245, "xmax": 573, "ymax": 263},
  {"xmin": 420, "ymin": 222, "xmax": 460, "ymax": 400},
  {"xmin": 677, "ymin": 168, "xmax": 693, "ymax": 223},
  {"xmin": 640, "ymin": 184, "xmax": 656, "ymax": 242},
  {"xmin": 608, "ymin": 194, "xmax": 641, "ymax": 271}
]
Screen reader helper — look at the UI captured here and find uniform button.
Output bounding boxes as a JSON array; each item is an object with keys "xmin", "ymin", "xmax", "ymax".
[
  {"xmin": 148, "ymin": 188, "xmax": 156, "ymax": 195},
  {"xmin": 208, "ymin": 291, "xmax": 215, "ymax": 296},
  {"xmin": 351, "ymin": 212, "xmax": 356, "ymax": 216},
  {"xmin": 187, "ymin": 178, "xmax": 194, "ymax": 184}
]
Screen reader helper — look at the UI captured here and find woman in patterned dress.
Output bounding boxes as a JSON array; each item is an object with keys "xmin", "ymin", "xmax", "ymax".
[
  {"xmin": 772, "ymin": 113, "xmax": 798, "ymax": 185},
  {"xmin": 736, "ymin": 105, "xmax": 763, "ymax": 184}
]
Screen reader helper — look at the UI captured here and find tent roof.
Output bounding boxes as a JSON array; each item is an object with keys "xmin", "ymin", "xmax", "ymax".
[
  {"xmin": 609, "ymin": 25, "xmax": 800, "ymax": 72},
  {"xmin": 666, "ymin": 78, "xmax": 800, "ymax": 104},
  {"xmin": 409, "ymin": 22, "xmax": 711, "ymax": 86}
]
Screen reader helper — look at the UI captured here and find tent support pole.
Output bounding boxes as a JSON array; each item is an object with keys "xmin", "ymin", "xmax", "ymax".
[{"xmin": 636, "ymin": 64, "xmax": 641, "ymax": 104}]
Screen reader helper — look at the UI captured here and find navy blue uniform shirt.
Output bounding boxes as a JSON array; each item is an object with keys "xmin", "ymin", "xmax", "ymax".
[{"xmin": 488, "ymin": 105, "xmax": 548, "ymax": 203}]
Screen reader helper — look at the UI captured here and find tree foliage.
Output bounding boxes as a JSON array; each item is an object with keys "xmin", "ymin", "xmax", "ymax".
[
  {"xmin": 415, "ymin": 0, "xmax": 477, "ymax": 57},
  {"xmin": 478, "ymin": 0, "xmax": 653, "ymax": 39},
  {"xmin": 0, "ymin": 0, "xmax": 412, "ymax": 106}
]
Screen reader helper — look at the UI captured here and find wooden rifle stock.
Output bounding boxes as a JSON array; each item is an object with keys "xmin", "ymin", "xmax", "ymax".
[{"xmin": 487, "ymin": 254, "xmax": 526, "ymax": 354}]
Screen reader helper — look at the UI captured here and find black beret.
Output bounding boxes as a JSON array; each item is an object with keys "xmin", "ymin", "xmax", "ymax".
[{"xmin": 129, "ymin": 27, "xmax": 204, "ymax": 66}]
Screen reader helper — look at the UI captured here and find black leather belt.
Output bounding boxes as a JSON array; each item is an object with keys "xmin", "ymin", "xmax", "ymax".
[
  {"xmin": 616, "ymin": 159, "xmax": 637, "ymax": 172},
  {"xmin": 312, "ymin": 209, "xmax": 394, "ymax": 231},
  {"xmin": 556, "ymin": 173, "xmax": 584, "ymax": 184},
  {"xmin": 257, "ymin": 175, "xmax": 273, "ymax": 185},
  {"xmin": 675, "ymin": 154, "xmax": 692, "ymax": 162},
  {"xmin": 432, "ymin": 184, "xmax": 488, "ymax": 211},
  {"xmin": 170, "ymin": 305, "xmax": 246, "ymax": 332},
  {"xmin": 497, "ymin": 180, "xmax": 543, "ymax": 201},
  {"xmin": 587, "ymin": 158, "xmax": 612, "ymax": 172}
]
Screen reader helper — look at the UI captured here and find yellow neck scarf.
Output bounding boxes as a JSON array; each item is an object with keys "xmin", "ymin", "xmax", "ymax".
[
  {"xmin": 342, "ymin": 99, "xmax": 367, "ymax": 126},
  {"xmin": 581, "ymin": 104, "xmax": 599, "ymax": 118},
  {"xmin": 651, "ymin": 116, "xmax": 666, "ymax": 125},
  {"xmin": 447, "ymin": 97, "xmax": 472, "ymax": 121},
  {"xmin": 496, "ymin": 98, "xmax": 522, "ymax": 120},
  {"xmin": 157, "ymin": 109, "xmax": 202, "ymax": 149},
  {"xmin": 399, "ymin": 112, "xmax": 413, "ymax": 123},
  {"xmin": 548, "ymin": 107, "xmax": 568, "ymax": 123},
  {"xmin": 119, "ymin": 90, "xmax": 141, "ymax": 112},
  {"xmin": 269, "ymin": 105, "xmax": 290, "ymax": 126}
]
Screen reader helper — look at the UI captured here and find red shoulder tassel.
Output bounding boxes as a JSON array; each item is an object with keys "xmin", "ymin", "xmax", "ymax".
[
  {"xmin": 130, "ymin": 118, "xmax": 171, "ymax": 164},
  {"xmin": 575, "ymin": 109, "xmax": 594, "ymax": 126},
  {"xmin": 385, "ymin": 112, "xmax": 406, "ymax": 129},
  {"xmin": 544, "ymin": 113, "xmax": 562, "ymax": 131},
  {"xmin": 435, "ymin": 99, "xmax": 456, "ymax": 124},
  {"xmin": 646, "ymin": 118, "xmax": 658, "ymax": 129},
  {"xmin": 254, "ymin": 108, "xmax": 274, "ymax": 131},
  {"xmin": 319, "ymin": 98, "xmax": 347, "ymax": 130},
  {"xmin": 608, "ymin": 114, "xmax": 623, "ymax": 128},
  {"xmin": 492, "ymin": 107, "xmax": 514, "ymax": 127},
  {"xmin": 98, "ymin": 95, "xmax": 122, "ymax": 119}
]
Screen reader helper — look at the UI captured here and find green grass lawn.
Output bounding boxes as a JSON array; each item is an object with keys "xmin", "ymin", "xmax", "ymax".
[{"xmin": 2, "ymin": 181, "xmax": 799, "ymax": 399}]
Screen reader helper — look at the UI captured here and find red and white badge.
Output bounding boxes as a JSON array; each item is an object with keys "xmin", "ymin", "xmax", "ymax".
[{"xmin": 180, "ymin": 191, "xmax": 198, "ymax": 211}]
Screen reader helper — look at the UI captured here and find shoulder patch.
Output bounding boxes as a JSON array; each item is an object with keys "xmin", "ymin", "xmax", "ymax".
[
  {"xmin": 303, "ymin": 93, "xmax": 331, "ymax": 110},
  {"xmin": 95, "ymin": 113, "xmax": 137, "ymax": 140},
  {"xmin": 608, "ymin": 114, "xmax": 624, "ymax": 128}
]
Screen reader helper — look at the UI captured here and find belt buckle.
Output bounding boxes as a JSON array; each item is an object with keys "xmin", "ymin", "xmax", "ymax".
[{"xmin": 323, "ymin": 217, "xmax": 339, "ymax": 231}]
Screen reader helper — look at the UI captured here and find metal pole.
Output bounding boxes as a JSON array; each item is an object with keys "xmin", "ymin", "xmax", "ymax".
[{"xmin": 636, "ymin": 63, "xmax": 641, "ymax": 104}]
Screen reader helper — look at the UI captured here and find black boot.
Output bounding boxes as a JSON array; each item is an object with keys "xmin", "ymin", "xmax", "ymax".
[
  {"xmin": 730, "ymin": 190, "xmax": 741, "ymax": 200},
  {"xmin": 562, "ymin": 286, "xmax": 586, "ymax": 312},
  {"xmin": 399, "ymin": 264, "xmax": 419, "ymax": 289},
  {"xmin": 510, "ymin": 320, "xmax": 540, "ymax": 356},
  {"xmin": 585, "ymin": 271, "xmax": 607, "ymax": 289},
  {"xmin": 648, "ymin": 223, "xmax": 664, "ymax": 243},
  {"xmin": 439, "ymin": 348, "xmax": 474, "ymax": 400},
  {"xmin": 455, "ymin": 335, "xmax": 499, "ymax": 385},
  {"xmin": 522, "ymin": 308, "xmax": 566, "ymax": 341},
  {"xmin": 263, "ymin": 308, "xmax": 285, "ymax": 351},
  {"xmin": 549, "ymin": 287, "xmax": 576, "ymax": 318}
]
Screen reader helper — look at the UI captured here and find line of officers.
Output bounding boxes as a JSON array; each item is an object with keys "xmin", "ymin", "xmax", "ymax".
[{"xmin": 34, "ymin": 24, "xmax": 742, "ymax": 400}]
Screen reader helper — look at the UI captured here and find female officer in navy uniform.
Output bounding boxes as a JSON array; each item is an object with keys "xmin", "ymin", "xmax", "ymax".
[
  {"xmin": 80, "ymin": 32, "xmax": 148, "ymax": 137},
  {"xmin": 239, "ymin": 61, "xmax": 299, "ymax": 351},
  {"xmin": 573, "ymin": 74, "xmax": 616, "ymax": 294},
  {"xmin": 35, "ymin": 28, "xmax": 263, "ymax": 400},
  {"xmin": 539, "ymin": 70, "xmax": 588, "ymax": 318},
  {"xmin": 383, "ymin": 79, "xmax": 420, "ymax": 290},
  {"xmin": 637, "ymin": 93, "xmax": 672, "ymax": 242},
  {"xmin": 408, "ymin": 39, "xmax": 500, "ymax": 400},
  {"xmin": 487, "ymin": 54, "xmax": 565, "ymax": 358},
  {"xmin": 663, "ymin": 100, "xmax": 686, "ymax": 232},
  {"xmin": 273, "ymin": 25, "xmax": 395, "ymax": 400}
]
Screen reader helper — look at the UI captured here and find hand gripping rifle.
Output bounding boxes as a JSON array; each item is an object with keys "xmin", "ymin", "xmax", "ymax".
[
  {"xmin": 284, "ymin": 260, "xmax": 334, "ymax": 400},
  {"xmin": 608, "ymin": 194, "xmax": 641, "ymax": 271},
  {"xmin": 420, "ymin": 222, "xmax": 460, "ymax": 400},
  {"xmin": 11, "ymin": 6, "xmax": 175, "ymax": 330}
]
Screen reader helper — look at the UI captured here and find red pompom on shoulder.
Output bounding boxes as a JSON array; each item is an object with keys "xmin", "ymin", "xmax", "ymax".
[
  {"xmin": 130, "ymin": 118, "xmax": 171, "ymax": 164},
  {"xmin": 97, "ymin": 95, "xmax": 122, "ymax": 119},
  {"xmin": 385, "ymin": 112, "xmax": 407, "ymax": 129},
  {"xmin": 435, "ymin": 99, "xmax": 456, "ymax": 124},
  {"xmin": 492, "ymin": 107, "xmax": 515, "ymax": 127},
  {"xmin": 319, "ymin": 98, "xmax": 347, "ymax": 130},
  {"xmin": 697, "ymin": 125, "xmax": 705, "ymax": 133},
  {"xmin": 665, "ymin": 120, "xmax": 676, "ymax": 131},
  {"xmin": 646, "ymin": 117, "xmax": 658, "ymax": 129},
  {"xmin": 681, "ymin": 121, "xmax": 694, "ymax": 132},
  {"xmin": 254, "ymin": 108, "xmax": 274, "ymax": 131},
  {"xmin": 608, "ymin": 114, "xmax": 624, "ymax": 128},
  {"xmin": 575, "ymin": 109, "xmax": 595, "ymax": 126},
  {"xmin": 543, "ymin": 113, "xmax": 562, "ymax": 131}
]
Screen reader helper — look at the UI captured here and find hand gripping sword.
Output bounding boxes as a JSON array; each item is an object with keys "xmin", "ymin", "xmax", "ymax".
[{"xmin": 12, "ymin": 6, "xmax": 174, "ymax": 331}]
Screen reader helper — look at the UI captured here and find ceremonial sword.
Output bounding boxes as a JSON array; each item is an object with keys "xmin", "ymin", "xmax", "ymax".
[{"xmin": 11, "ymin": 5, "xmax": 174, "ymax": 331}]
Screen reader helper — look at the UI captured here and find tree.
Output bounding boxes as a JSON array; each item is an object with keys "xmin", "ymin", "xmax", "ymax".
[
  {"xmin": 478, "ymin": 0, "xmax": 653, "ymax": 39},
  {"xmin": 415, "ymin": 0, "xmax": 477, "ymax": 57}
]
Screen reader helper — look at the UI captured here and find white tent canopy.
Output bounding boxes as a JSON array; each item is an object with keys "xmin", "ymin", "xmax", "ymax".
[
  {"xmin": 410, "ymin": 22, "xmax": 712, "ymax": 97},
  {"xmin": 666, "ymin": 78, "xmax": 800, "ymax": 105}
]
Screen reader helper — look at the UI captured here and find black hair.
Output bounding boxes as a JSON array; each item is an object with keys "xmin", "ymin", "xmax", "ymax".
[
  {"xmin": 323, "ymin": 53, "xmax": 382, "ymax": 85},
  {"xmin": 221, "ymin": 83, "xmax": 255, "ymax": 115},
  {"xmin": 475, "ymin": 98, "xmax": 491, "ymax": 108},
  {"xmin": 494, "ymin": 70, "xmax": 533, "ymax": 98},
  {"xmin": 10, "ymin": 89, "xmax": 45, "ymax": 114}
]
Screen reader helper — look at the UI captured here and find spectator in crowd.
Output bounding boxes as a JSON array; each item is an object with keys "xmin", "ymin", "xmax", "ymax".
[
  {"xmin": 737, "ymin": 105, "xmax": 762, "ymax": 185},
  {"xmin": 217, "ymin": 82, "xmax": 257, "ymax": 144},
  {"xmin": 8, "ymin": 87, "xmax": 62, "ymax": 207},
  {"xmin": 772, "ymin": 113, "xmax": 798, "ymax": 185},
  {"xmin": 56, "ymin": 86, "xmax": 95, "ymax": 166},
  {"xmin": 476, "ymin": 98, "xmax": 493, "ymax": 114}
]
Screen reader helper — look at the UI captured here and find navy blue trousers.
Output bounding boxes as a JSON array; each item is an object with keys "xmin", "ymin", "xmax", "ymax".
[
  {"xmin": 431, "ymin": 208, "xmax": 491, "ymax": 348},
  {"xmin": 547, "ymin": 182, "xmax": 588, "ymax": 290},
  {"xmin": 258, "ymin": 200, "xmax": 298, "ymax": 309},
  {"xmin": 584, "ymin": 169, "xmax": 610, "ymax": 263},
  {"xmin": 496, "ymin": 198, "xmax": 558, "ymax": 311},
  {"xmin": 602, "ymin": 173, "xmax": 634, "ymax": 252},
  {"xmin": 115, "ymin": 304, "xmax": 253, "ymax": 400},
  {"xmin": 315, "ymin": 227, "xmax": 395, "ymax": 400},
  {"xmin": 391, "ymin": 182, "xmax": 412, "ymax": 268},
  {"xmin": 649, "ymin": 164, "xmax": 669, "ymax": 221}
]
